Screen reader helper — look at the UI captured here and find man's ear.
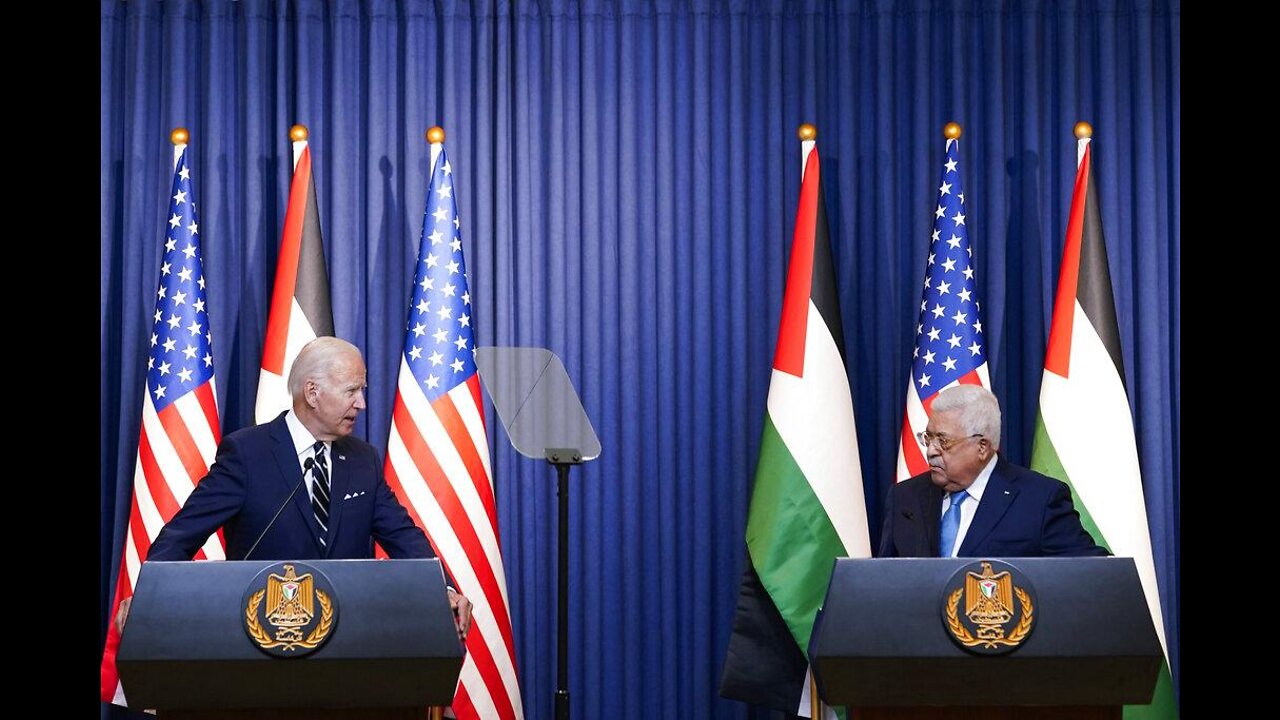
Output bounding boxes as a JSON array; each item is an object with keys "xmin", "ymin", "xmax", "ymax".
[{"xmin": 304, "ymin": 379, "xmax": 319, "ymax": 408}]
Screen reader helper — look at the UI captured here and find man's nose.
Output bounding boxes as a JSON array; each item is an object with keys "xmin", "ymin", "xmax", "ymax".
[{"xmin": 354, "ymin": 391, "xmax": 367, "ymax": 409}]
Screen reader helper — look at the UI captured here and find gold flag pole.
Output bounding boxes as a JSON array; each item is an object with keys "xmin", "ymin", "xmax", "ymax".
[
  {"xmin": 1075, "ymin": 120, "xmax": 1094, "ymax": 165},
  {"xmin": 426, "ymin": 122, "xmax": 449, "ymax": 720},
  {"xmin": 811, "ymin": 671, "xmax": 821, "ymax": 719},
  {"xmin": 800, "ymin": 120, "xmax": 822, "ymax": 720}
]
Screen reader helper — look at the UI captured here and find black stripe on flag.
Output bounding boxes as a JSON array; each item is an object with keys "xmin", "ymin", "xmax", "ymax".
[
  {"xmin": 297, "ymin": 171, "xmax": 335, "ymax": 336},
  {"xmin": 1076, "ymin": 155, "xmax": 1126, "ymax": 387},
  {"xmin": 808, "ymin": 167, "xmax": 848, "ymax": 365}
]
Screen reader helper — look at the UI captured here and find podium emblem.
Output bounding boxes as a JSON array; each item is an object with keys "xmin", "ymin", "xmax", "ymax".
[
  {"xmin": 941, "ymin": 560, "xmax": 1036, "ymax": 654},
  {"xmin": 242, "ymin": 562, "xmax": 339, "ymax": 656}
]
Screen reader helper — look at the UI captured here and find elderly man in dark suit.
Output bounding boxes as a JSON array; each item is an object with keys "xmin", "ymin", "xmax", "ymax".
[
  {"xmin": 142, "ymin": 336, "xmax": 472, "ymax": 635},
  {"xmin": 879, "ymin": 385, "xmax": 1107, "ymax": 558}
]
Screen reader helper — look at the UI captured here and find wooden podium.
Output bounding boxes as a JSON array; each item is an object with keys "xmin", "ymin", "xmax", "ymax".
[
  {"xmin": 809, "ymin": 557, "xmax": 1163, "ymax": 720},
  {"xmin": 117, "ymin": 559, "xmax": 464, "ymax": 719}
]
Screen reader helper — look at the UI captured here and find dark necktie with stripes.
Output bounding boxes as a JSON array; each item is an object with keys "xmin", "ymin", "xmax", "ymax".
[{"xmin": 311, "ymin": 441, "xmax": 330, "ymax": 545}]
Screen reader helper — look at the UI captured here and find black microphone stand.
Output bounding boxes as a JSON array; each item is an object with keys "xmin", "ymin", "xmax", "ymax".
[{"xmin": 244, "ymin": 457, "xmax": 312, "ymax": 560}]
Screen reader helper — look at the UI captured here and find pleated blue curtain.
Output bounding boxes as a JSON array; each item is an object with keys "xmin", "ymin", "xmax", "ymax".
[{"xmin": 101, "ymin": 1, "xmax": 1179, "ymax": 718}]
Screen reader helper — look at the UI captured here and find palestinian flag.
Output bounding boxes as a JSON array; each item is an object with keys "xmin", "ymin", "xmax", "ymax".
[
  {"xmin": 255, "ymin": 125, "xmax": 334, "ymax": 423},
  {"xmin": 1030, "ymin": 131, "xmax": 1177, "ymax": 719},
  {"xmin": 721, "ymin": 145, "xmax": 871, "ymax": 716}
]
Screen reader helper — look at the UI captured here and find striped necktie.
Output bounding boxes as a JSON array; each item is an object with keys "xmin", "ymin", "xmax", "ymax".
[{"xmin": 311, "ymin": 441, "xmax": 330, "ymax": 545}]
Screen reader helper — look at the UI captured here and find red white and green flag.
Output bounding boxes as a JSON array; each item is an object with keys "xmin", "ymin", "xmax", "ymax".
[
  {"xmin": 255, "ymin": 126, "xmax": 334, "ymax": 423},
  {"xmin": 1029, "ymin": 131, "xmax": 1177, "ymax": 719},
  {"xmin": 721, "ymin": 142, "xmax": 870, "ymax": 718}
]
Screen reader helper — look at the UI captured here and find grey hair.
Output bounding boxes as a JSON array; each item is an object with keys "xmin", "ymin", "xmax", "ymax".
[
  {"xmin": 287, "ymin": 337, "xmax": 362, "ymax": 397},
  {"xmin": 930, "ymin": 385, "xmax": 1002, "ymax": 449}
]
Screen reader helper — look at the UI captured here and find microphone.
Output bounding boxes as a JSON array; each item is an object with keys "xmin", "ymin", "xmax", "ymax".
[{"xmin": 244, "ymin": 457, "xmax": 312, "ymax": 561}]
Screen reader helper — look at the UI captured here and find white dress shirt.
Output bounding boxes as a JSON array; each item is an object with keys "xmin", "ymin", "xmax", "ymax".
[
  {"xmin": 940, "ymin": 454, "xmax": 998, "ymax": 557},
  {"xmin": 284, "ymin": 409, "xmax": 331, "ymax": 504}
]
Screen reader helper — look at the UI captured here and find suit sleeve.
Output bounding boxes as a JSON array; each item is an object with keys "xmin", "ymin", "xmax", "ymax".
[
  {"xmin": 876, "ymin": 484, "xmax": 900, "ymax": 558},
  {"xmin": 369, "ymin": 459, "xmax": 437, "ymax": 561},
  {"xmin": 1040, "ymin": 480, "xmax": 1110, "ymax": 557},
  {"xmin": 147, "ymin": 434, "xmax": 249, "ymax": 561}
]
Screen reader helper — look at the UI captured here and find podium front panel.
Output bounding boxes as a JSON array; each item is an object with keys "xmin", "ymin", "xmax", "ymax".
[
  {"xmin": 118, "ymin": 559, "xmax": 463, "ymax": 710},
  {"xmin": 809, "ymin": 557, "xmax": 1162, "ymax": 707}
]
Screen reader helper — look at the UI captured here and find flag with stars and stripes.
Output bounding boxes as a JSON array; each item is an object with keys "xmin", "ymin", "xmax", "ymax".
[
  {"xmin": 383, "ymin": 141, "xmax": 523, "ymax": 720},
  {"xmin": 100, "ymin": 138, "xmax": 225, "ymax": 705},
  {"xmin": 255, "ymin": 130, "xmax": 334, "ymax": 424},
  {"xmin": 896, "ymin": 132, "xmax": 992, "ymax": 481}
]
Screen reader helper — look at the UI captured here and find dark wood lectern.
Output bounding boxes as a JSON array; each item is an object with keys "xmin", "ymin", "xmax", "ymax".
[
  {"xmin": 117, "ymin": 559, "xmax": 464, "ymax": 720},
  {"xmin": 809, "ymin": 557, "xmax": 1163, "ymax": 720}
]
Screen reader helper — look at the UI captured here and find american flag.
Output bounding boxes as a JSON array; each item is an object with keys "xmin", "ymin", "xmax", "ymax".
[
  {"xmin": 896, "ymin": 132, "xmax": 992, "ymax": 481},
  {"xmin": 101, "ymin": 138, "xmax": 225, "ymax": 705},
  {"xmin": 383, "ymin": 142, "xmax": 523, "ymax": 720}
]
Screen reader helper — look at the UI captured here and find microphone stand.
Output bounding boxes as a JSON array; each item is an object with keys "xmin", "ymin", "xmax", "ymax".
[{"xmin": 244, "ymin": 457, "xmax": 312, "ymax": 561}]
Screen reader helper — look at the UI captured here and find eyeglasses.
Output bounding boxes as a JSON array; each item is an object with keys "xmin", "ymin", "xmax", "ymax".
[{"xmin": 916, "ymin": 431, "xmax": 984, "ymax": 452}]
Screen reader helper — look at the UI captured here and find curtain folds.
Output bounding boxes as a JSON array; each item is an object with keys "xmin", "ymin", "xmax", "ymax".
[{"xmin": 101, "ymin": 2, "xmax": 1179, "ymax": 718}]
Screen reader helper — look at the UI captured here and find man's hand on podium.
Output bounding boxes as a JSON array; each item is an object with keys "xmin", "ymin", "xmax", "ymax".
[
  {"xmin": 447, "ymin": 587, "xmax": 473, "ymax": 642},
  {"xmin": 115, "ymin": 595, "xmax": 132, "ymax": 634}
]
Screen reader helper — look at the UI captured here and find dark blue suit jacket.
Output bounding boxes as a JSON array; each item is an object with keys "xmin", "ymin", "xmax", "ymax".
[
  {"xmin": 148, "ymin": 413, "xmax": 435, "ymax": 561},
  {"xmin": 877, "ymin": 457, "xmax": 1108, "ymax": 558}
]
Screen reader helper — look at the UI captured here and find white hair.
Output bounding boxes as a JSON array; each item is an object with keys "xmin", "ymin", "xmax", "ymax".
[
  {"xmin": 287, "ymin": 337, "xmax": 362, "ymax": 397},
  {"xmin": 930, "ymin": 385, "xmax": 1002, "ymax": 448}
]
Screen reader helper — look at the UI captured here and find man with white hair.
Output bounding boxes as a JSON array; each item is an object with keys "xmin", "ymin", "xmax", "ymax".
[
  {"xmin": 145, "ymin": 337, "xmax": 472, "ymax": 635},
  {"xmin": 878, "ymin": 385, "xmax": 1106, "ymax": 558}
]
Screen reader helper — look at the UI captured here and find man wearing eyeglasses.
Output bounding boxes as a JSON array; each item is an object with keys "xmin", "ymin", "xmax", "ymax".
[{"xmin": 878, "ymin": 385, "xmax": 1107, "ymax": 558}]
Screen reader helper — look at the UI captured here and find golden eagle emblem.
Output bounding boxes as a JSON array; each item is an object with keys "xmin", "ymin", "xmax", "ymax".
[
  {"xmin": 243, "ymin": 563, "xmax": 336, "ymax": 654},
  {"xmin": 944, "ymin": 560, "xmax": 1035, "ymax": 652},
  {"xmin": 266, "ymin": 565, "xmax": 315, "ymax": 631}
]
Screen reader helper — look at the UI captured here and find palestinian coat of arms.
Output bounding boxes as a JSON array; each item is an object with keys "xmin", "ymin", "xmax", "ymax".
[
  {"xmin": 243, "ymin": 563, "xmax": 337, "ymax": 655},
  {"xmin": 943, "ymin": 560, "xmax": 1036, "ymax": 654}
]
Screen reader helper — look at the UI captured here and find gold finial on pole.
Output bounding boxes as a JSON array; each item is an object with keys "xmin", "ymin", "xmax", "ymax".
[
  {"xmin": 1074, "ymin": 121, "xmax": 1093, "ymax": 139},
  {"xmin": 170, "ymin": 128, "xmax": 189, "ymax": 145},
  {"xmin": 797, "ymin": 123, "xmax": 817, "ymax": 141},
  {"xmin": 427, "ymin": 126, "xmax": 446, "ymax": 144},
  {"xmin": 289, "ymin": 124, "xmax": 309, "ymax": 142},
  {"xmin": 943, "ymin": 122, "xmax": 962, "ymax": 139}
]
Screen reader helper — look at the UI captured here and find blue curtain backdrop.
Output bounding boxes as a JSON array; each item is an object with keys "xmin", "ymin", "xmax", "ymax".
[{"xmin": 100, "ymin": 1, "xmax": 1180, "ymax": 718}]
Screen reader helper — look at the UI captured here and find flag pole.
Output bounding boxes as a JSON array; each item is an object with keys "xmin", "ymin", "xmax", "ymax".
[
  {"xmin": 426, "ymin": 124, "xmax": 447, "ymax": 720},
  {"xmin": 798, "ymin": 121, "xmax": 824, "ymax": 720},
  {"xmin": 171, "ymin": 127, "xmax": 188, "ymax": 169},
  {"xmin": 799, "ymin": 122, "xmax": 817, "ymax": 172},
  {"xmin": 290, "ymin": 123, "xmax": 308, "ymax": 169},
  {"xmin": 427, "ymin": 125, "xmax": 445, "ymax": 175},
  {"xmin": 1074, "ymin": 120, "xmax": 1092, "ymax": 164}
]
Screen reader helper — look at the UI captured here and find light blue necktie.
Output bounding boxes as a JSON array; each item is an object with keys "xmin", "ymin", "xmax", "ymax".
[{"xmin": 939, "ymin": 490, "xmax": 969, "ymax": 557}]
